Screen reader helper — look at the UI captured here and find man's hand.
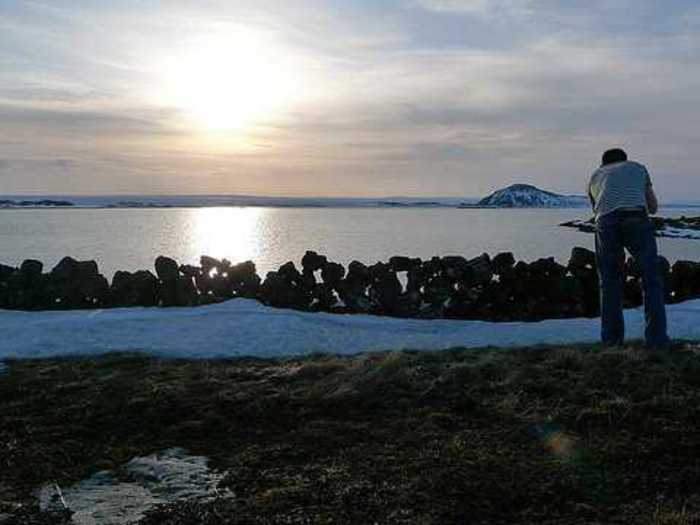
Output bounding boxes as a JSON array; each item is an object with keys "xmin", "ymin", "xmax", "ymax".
[{"xmin": 646, "ymin": 184, "xmax": 658, "ymax": 215}]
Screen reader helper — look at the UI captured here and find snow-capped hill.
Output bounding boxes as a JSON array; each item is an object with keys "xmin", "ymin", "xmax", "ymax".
[{"xmin": 478, "ymin": 184, "xmax": 587, "ymax": 208}]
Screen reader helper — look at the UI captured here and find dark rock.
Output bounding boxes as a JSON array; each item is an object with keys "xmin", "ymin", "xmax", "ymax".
[
  {"xmin": 111, "ymin": 270, "xmax": 159, "ymax": 307},
  {"xmin": 155, "ymin": 256, "xmax": 179, "ymax": 281},
  {"xmin": 529, "ymin": 257, "xmax": 566, "ymax": 278},
  {"xmin": 389, "ymin": 256, "xmax": 420, "ymax": 272},
  {"xmin": 625, "ymin": 257, "xmax": 641, "ymax": 279},
  {"xmin": 207, "ymin": 275, "xmax": 233, "ymax": 299},
  {"xmin": 345, "ymin": 261, "xmax": 371, "ymax": 286},
  {"xmin": 200, "ymin": 255, "xmax": 222, "ymax": 275},
  {"xmin": 160, "ymin": 275, "xmax": 198, "ymax": 307},
  {"xmin": 41, "ymin": 257, "xmax": 109, "ymax": 308},
  {"xmin": 219, "ymin": 258, "xmax": 233, "ymax": 272},
  {"xmin": 670, "ymin": 260, "xmax": 700, "ymax": 302},
  {"xmin": 321, "ymin": 262, "xmax": 345, "ymax": 287},
  {"xmin": 338, "ymin": 262, "xmax": 372, "ymax": 312},
  {"xmin": 346, "ymin": 261, "xmax": 371, "ymax": 285},
  {"xmin": 441, "ymin": 256, "xmax": 470, "ymax": 281},
  {"xmin": 339, "ymin": 287, "xmax": 372, "ymax": 313},
  {"xmin": 368, "ymin": 267, "xmax": 402, "ymax": 313},
  {"xmin": 278, "ymin": 261, "xmax": 302, "ymax": 282},
  {"xmin": 394, "ymin": 290, "xmax": 422, "ymax": 316},
  {"xmin": 77, "ymin": 274, "xmax": 110, "ymax": 305},
  {"xmin": 77, "ymin": 260, "xmax": 99, "ymax": 280},
  {"xmin": 623, "ymin": 277, "xmax": 643, "ymax": 308},
  {"xmin": 444, "ymin": 294, "xmax": 479, "ymax": 319},
  {"xmin": 423, "ymin": 275, "xmax": 454, "ymax": 306},
  {"xmin": 228, "ymin": 261, "xmax": 260, "ymax": 297},
  {"xmin": 112, "ymin": 270, "xmax": 133, "ymax": 290},
  {"xmin": 20, "ymin": 259, "xmax": 43, "ymax": 279},
  {"xmin": 422, "ymin": 257, "xmax": 443, "ymax": 277},
  {"xmin": 301, "ymin": 270, "xmax": 316, "ymax": 289},
  {"xmin": 577, "ymin": 269, "xmax": 600, "ymax": 317},
  {"xmin": 179, "ymin": 265, "xmax": 202, "ymax": 279},
  {"xmin": 657, "ymin": 256, "xmax": 672, "ymax": 302},
  {"xmin": 492, "ymin": 252, "xmax": 516, "ymax": 273},
  {"xmin": 260, "ymin": 270, "xmax": 311, "ymax": 309},
  {"xmin": 513, "ymin": 261, "xmax": 530, "ymax": 276},
  {"xmin": 0, "ymin": 264, "xmax": 15, "ymax": 283},
  {"xmin": 311, "ymin": 283, "xmax": 337, "ymax": 310},
  {"xmin": 301, "ymin": 251, "xmax": 327, "ymax": 273},
  {"xmin": 406, "ymin": 265, "xmax": 430, "ymax": 293},
  {"xmin": 568, "ymin": 247, "xmax": 596, "ymax": 272},
  {"xmin": 470, "ymin": 281, "xmax": 515, "ymax": 320},
  {"xmin": 51, "ymin": 256, "xmax": 78, "ymax": 281},
  {"xmin": 259, "ymin": 262, "xmax": 312, "ymax": 309},
  {"xmin": 466, "ymin": 253, "xmax": 493, "ymax": 284}
]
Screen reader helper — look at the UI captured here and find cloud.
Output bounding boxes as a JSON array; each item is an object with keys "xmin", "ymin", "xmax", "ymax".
[
  {"xmin": 0, "ymin": 1, "xmax": 699, "ymax": 199},
  {"xmin": 412, "ymin": 0, "xmax": 532, "ymax": 15}
]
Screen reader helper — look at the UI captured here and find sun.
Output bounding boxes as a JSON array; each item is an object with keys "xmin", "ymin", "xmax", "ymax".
[{"xmin": 159, "ymin": 30, "xmax": 301, "ymax": 132}]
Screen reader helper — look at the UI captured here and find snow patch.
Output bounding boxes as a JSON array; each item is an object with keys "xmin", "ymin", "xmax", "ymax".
[
  {"xmin": 2, "ymin": 298, "xmax": 700, "ymax": 359},
  {"xmin": 37, "ymin": 448, "xmax": 231, "ymax": 525},
  {"xmin": 659, "ymin": 227, "xmax": 700, "ymax": 240}
]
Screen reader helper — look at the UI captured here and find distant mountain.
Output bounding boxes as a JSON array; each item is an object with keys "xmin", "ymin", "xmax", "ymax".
[{"xmin": 477, "ymin": 184, "xmax": 588, "ymax": 208}]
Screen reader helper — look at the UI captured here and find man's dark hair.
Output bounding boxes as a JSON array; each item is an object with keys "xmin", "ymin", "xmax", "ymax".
[{"xmin": 602, "ymin": 148, "xmax": 628, "ymax": 166}]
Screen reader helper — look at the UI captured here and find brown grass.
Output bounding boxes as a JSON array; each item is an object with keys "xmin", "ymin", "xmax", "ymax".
[{"xmin": 2, "ymin": 342, "xmax": 700, "ymax": 523}]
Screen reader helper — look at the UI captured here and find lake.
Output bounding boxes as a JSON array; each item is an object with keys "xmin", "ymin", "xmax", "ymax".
[{"xmin": 1, "ymin": 207, "xmax": 699, "ymax": 279}]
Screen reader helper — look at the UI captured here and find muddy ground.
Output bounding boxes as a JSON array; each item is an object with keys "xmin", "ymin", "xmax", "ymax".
[{"xmin": 2, "ymin": 343, "xmax": 700, "ymax": 524}]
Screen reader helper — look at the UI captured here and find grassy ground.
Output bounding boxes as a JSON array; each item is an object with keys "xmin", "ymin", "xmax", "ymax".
[{"xmin": 3, "ymin": 343, "xmax": 700, "ymax": 524}]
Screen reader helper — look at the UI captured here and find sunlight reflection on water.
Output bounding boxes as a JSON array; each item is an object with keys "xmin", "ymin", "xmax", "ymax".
[{"xmin": 189, "ymin": 207, "xmax": 267, "ymax": 265}]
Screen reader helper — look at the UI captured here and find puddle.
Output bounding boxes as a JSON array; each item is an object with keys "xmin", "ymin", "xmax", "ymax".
[{"xmin": 37, "ymin": 448, "xmax": 232, "ymax": 524}]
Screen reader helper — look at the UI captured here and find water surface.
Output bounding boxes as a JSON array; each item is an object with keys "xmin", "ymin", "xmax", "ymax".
[{"xmin": 1, "ymin": 207, "xmax": 698, "ymax": 278}]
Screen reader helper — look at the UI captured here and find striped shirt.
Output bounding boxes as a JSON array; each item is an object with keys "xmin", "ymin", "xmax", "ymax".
[{"xmin": 587, "ymin": 161, "xmax": 651, "ymax": 219}]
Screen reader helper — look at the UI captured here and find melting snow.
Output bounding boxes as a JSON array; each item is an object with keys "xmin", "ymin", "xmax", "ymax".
[
  {"xmin": 37, "ymin": 448, "xmax": 231, "ymax": 525},
  {"xmin": 2, "ymin": 298, "xmax": 700, "ymax": 359}
]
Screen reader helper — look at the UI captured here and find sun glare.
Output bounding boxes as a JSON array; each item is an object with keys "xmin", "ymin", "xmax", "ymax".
[
  {"xmin": 159, "ymin": 31, "xmax": 301, "ymax": 132},
  {"xmin": 189, "ymin": 207, "xmax": 267, "ymax": 264}
]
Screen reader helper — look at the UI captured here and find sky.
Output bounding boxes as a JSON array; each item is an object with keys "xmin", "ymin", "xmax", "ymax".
[{"xmin": 1, "ymin": 1, "xmax": 699, "ymax": 199}]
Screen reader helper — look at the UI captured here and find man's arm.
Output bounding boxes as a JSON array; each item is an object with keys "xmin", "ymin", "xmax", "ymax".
[
  {"xmin": 587, "ymin": 176, "xmax": 596, "ymax": 212},
  {"xmin": 646, "ymin": 183, "xmax": 658, "ymax": 215}
]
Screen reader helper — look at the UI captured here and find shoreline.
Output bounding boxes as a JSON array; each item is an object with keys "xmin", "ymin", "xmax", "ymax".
[{"xmin": 4, "ymin": 204, "xmax": 700, "ymax": 210}]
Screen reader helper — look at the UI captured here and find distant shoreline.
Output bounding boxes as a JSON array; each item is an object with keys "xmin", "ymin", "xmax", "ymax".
[
  {"xmin": 2, "ymin": 191, "xmax": 699, "ymax": 210},
  {"xmin": 1, "ymin": 203, "xmax": 698, "ymax": 210}
]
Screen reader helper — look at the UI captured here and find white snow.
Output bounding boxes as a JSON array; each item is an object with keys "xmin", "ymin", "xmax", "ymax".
[
  {"xmin": 2, "ymin": 298, "xmax": 700, "ymax": 359},
  {"xmin": 659, "ymin": 226, "xmax": 700, "ymax": 240},
  {"xmin": 37, "ymin": 448, "xmax": 230, "ymax": 525}
]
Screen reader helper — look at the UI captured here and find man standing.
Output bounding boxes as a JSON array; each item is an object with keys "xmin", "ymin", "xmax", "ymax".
[{"xmin": 587, "ymin": 148, "xmax": 669, "ymax": 350}]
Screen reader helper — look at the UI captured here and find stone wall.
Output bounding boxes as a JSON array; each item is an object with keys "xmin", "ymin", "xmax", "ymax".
[{"xmin": 2, "ymin": 248, "xmax": 700, "ymax": 321}]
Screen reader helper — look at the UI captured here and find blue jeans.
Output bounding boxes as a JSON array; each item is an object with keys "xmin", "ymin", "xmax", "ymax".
[{"xmin": 595, "ymin": 211, "xmax": 669, "ymax": 348}]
